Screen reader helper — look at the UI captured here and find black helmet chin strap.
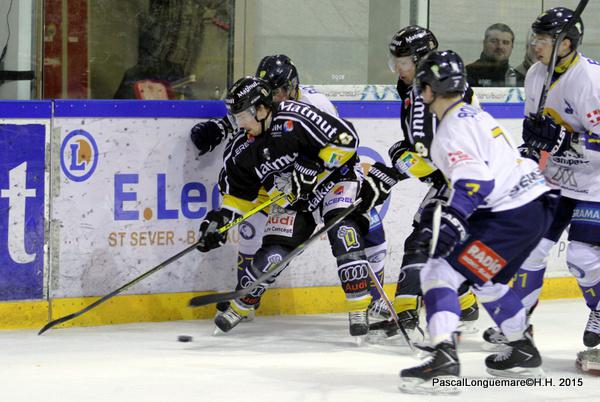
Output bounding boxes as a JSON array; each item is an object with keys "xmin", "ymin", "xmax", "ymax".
[{"xmin": 255, "ymin": 108, "xmax": 272, "ymax": 134}]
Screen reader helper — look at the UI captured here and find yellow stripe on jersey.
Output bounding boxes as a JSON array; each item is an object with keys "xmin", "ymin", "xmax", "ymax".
[
  {"xmin": 318, "ymin": 144, "xmax": 355, "ymax": 168},
  {"xmin": 544, "ymin": 108, "xmax": 575, "ymax": 133},
  {"xmin": 491, "ymin": 126, "xmax": 514, "ymax": 147},
  {"xmin": 222, "ymin": 194, "xmax": 263, "ymax": 215},
  {"xmin": 396, "ymin": 150, "xmax": 437, "ymax": 178}
]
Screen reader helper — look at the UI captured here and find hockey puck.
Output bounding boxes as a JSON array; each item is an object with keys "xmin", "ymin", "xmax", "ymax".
[{"xmin": 177, "ymin": 335, "xmax": 193, "ymax": 342}]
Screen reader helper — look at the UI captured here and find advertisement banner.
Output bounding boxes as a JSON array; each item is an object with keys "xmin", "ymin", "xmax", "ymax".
[
  {"xmin": 50, "ymin": 111, "xmax": 569, "ymax": 299},
  {"xmin": 0, "ymin": 124, "xmax": 46, "ymax": 300}
]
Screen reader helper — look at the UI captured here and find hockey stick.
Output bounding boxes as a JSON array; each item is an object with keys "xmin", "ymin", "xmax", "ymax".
[
  {"xmin": 365, "ymin": 265, "xmax": 415, "ymax": 350},
  {"xmin": 38, "ymin": 192, "xmax": 288, "ymax": 335},
  {"xmin": 189, "ymin": 199, "xmax": 362, "ymax": 307},
  {"xmin": 429, "ymin": 202, "xmax": 442, "ymax": 258},
  {"xmin": 536, "ymin": 0, "xmax": 588, "ymax": 118}
]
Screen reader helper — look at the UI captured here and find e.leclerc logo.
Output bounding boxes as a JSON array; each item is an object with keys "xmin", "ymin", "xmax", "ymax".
[{"xmin": 60, "ymin": 129, "xmax": 99, "ymax": 182}]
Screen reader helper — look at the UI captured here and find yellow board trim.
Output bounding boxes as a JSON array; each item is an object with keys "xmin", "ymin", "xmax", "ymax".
[{"xmin": 0, "ymin": 277, "xmax": 584, "ymax": 330}]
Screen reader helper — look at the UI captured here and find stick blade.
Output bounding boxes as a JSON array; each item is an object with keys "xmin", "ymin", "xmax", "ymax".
[
  {"xmin": 188, "ymin": 291, "xmax": 238, "ymax": 307},
  {"xmin": 38, "ymin": 313, "xmax": 77, "ymax": 335}
]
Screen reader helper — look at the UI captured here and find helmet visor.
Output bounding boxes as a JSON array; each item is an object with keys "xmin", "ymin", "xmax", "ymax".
[
  {"xmin": 231, "ymin": 106, "xmax": 257, "ymax": 128},
  {"xmin": 388, "ymin": 54, "xmax": 414, "ymax": 73},
  {"xmin": 530, "ymin": 34, "xmax": 554, "ymax": 47}
]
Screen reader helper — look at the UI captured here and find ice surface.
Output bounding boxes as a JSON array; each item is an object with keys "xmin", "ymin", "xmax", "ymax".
[{"xmin": 2, "ymin": 299, "xmax": 599, "ymax": 401}]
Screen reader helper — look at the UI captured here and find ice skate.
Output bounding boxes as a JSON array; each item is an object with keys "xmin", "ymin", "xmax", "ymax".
[
  {"xmin": 458, "ymin": 303, "xmax": 479, "ymax": 334},
  {"xmin": 583, "ymin": 310, "xmax": 600, "ymax": 348},
  {"xmin": 213, "ymin": 305, "xmax": 246, "ymax": 334},
  {"xmin": 215, "ymin": 301, "xmax": 256, "ymax": 322},
  {"xmin": 398, "ymin": 334, "xmax": 460, "ymax": 395},
  {"xmin": 367, "ymin": 309, "xmax": 424, "ymax": 344},
  {"xmin": 481, "ymin": 326, "xmax": 509, "ymax": 352},
  {"xmin": 349, "ymin": 310, "xmax": 368, "ymax": 344},
  {"xmin": 368, "ymin": 298, "xmax": 392, "ymax": 320},
  {"xmin": 486, "ymin": 325, "xmax": 544, "ymax": 377}
]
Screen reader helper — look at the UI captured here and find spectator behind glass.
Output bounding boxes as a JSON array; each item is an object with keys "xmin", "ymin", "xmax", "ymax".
[
  {"xmin": 113, "ymin": 11, "xmax": 186, "ymax": 99},
  {"xmin": 514, "ymin": 32, "xmax": 537, "ymax": 86},
  {"xmin": 466, "ymin": 23, "xmax": 518, "ymax": 87}
]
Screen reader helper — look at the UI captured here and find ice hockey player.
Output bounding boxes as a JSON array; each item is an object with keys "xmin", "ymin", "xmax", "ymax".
[
  {"xmin": 398, "ymin": 50, "xmax": 556, "ymax": 393},
  {"xmin": 483, "ymin": 7, "xmax": 600, "ymax": 352},
  {"xmin": 255, "ymin": 55, "xmax": 390, "ymax": 319},
  {"xmin": 190, "ymin": 54, "xmax": 390, "ymax": 321},
  {"xmin": 365, "ymin": 26, "xmax": 479, "ymax": 339},
  {"xmin": 196, "ymin": 76, "xmax": 379, "ymax": 338}
]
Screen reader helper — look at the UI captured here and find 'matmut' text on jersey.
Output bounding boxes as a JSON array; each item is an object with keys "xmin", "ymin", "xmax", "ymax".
[{"xmin": 219, "ymin": 100, "xmax": 359, "ymax": 214}]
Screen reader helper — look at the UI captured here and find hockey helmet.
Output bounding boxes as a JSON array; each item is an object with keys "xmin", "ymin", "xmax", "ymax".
[
  {"xmin": 415, "ymin": 50, "xmax": 467, "ymax": 96},
  {"xmin": 225, "ymin": 77, "xmax": 273, "ymax": 126},
  {"xmin": 532, "ymin": 7, "xmax": 584, "ymax": 49},
  {"xmin": 389, "ymin": 26, "xmax": 438, "ymax": 60},
  {"xmin": 256, "ymin": 54, "xmax": 299, "ymax": 93}
]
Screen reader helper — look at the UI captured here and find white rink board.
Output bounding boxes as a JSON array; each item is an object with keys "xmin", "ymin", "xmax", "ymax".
[{"xmin": 51, "ymin": 116, "xmax": 569, "ymax": 298}]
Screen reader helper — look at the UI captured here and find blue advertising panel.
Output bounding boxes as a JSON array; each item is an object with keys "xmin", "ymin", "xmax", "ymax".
[{"xmin": 0, "ymin": 124, "xmax": 46, "ymax": 300}]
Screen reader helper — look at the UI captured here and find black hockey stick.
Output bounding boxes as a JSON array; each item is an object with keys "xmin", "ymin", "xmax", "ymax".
[
  {"xmin": 536, "ymin": 0, "xmax": 588, "ymax": 118},
  {"xmin": 38, "ymin": 193, "xmax": 288, "ymax": 335},
  {"xmin": 189, "ymin": 199, "xmax": 362, "ymax": 307}
]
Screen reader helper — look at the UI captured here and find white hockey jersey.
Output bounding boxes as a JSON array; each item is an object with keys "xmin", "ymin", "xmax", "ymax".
[
  {"xmin": 432, "ymin": 101, "xmax": 549, "ymax": 214},
  {"xmin": 525, "ymin": 53, "xmax": 600, "ymax": 202},
  {"xmin": 297, "ymin": 85, "xmax": 339, "ymax": 117}
]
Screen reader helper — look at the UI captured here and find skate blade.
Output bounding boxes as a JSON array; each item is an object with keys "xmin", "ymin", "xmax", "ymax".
[
  {"xmin": 398, "ymin": 376, "xmax": 460, "ymax": 395},
  {"xmin": 354, "ymin": 335, "xmax": 367, "ymax": 346},
  {"xmin": 366, "ymin": 326, "xmax": 425, "ymax": 346},
  {"xmin": 481, "ymin": 342, "xmax": 509, "ymax": 352},
  {"xmin": 212, "ymin": 326, "xmax": 226, "ymax": 336},
  {"xmin": 458, "ymin": 321, "xmax": 479, "ymax": 335},
  {"xmin": 367, "ymin": 330, "xmax": 408, "ymax": 346},
  {"xmin": 486, "ymin": 366, "xmax": 545, "ymax": 378}
]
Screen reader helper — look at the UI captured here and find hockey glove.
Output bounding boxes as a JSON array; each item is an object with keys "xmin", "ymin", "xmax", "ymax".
[
  {"xmin": 522, "ymin": 116, "xmax": 570, "ymax": 156},
  {"xmin": 416, "ymin": 205, "xmax": 469, "ymax": 258},
  {"xmin": 291, "ymin": 157, "xmax": 324, "ymax": 201},
  {"xmin": 517, "ymin": 144, "xmax": 541, "ymax": 163},
  {"xmin": 358, "ymin": 162, "xmax": 402, "ymax": 212},
  {"xmin": 190, "ymin": 117, "xmax": 232, "ymax": 156},
  {"xmin": 197, "ymin": 209, "xmax": 233, "ymax": 252},
  {"xmin": 388, "ymin": 140, "xmax": 409, "ymax": 166}
]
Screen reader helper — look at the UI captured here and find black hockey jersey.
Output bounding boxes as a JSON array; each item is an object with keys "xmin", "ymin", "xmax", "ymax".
[{"xmin": 218, "ymin": 100, "xmax": 360, "ymax": 214}]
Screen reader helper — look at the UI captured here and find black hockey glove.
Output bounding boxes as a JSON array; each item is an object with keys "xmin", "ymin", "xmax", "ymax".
[
  {"xmin": 190, "ymin": 117, "xmax": 232, "ymax": 156},
  {"xmin": 522, "ymin": 116, "xmax": 570, "ymax": 156},
  {"xmin": 517, "ymin": 144, "xmax": 541, "ymax": 163},
  {"xmin": 415, "ymin": 204, "xmax": 469, "ymax": 258},
  {"xmin": 197, "ymin": 209, "xmax": 233, "ymax": 252},
  {"xmin": 388, "ymin": 140, "xmax": 409, "ymax": 166},
  {"xmin": 291, "ymin": 157, "xmax": 324, "ymax": 201},
  {"xmin": 358, "ymin": 162, "xmax": 402, "ymax": 212}
]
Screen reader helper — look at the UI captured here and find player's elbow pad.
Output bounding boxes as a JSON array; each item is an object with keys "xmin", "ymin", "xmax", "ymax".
[{"xmin": 449, "ymin": 178, "xmax": 494, "ymax": 217}]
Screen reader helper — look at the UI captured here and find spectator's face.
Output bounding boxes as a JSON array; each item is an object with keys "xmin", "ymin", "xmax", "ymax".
[
  {"xmin": 483, "ymin": 30, "xmax": 513, "ymax": 62},
  {"xmin": 389, "ymin": 55, "xmax": 416, "ymax": 85},
  {"xmin": 531, "ymin": 34, "xmax": 573, "ymax": 65}
]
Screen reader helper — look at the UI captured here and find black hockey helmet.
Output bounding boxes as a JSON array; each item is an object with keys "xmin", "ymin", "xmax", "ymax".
[
  {"xmin": 415, "ymin": 50, "xmax": 467, "ymax": 96},
  {"xmin": 225, "ymin": 76, "xmax": 273, "ymax": 115},
  {"xmin": 256, "ymin": 54, "xmax": 299, "ymax": 92},
  {"xmin": 389, "ymin": 26, "xmax": 438, "ymax": 61},
  {"xmin": 532, "ymin": 7, "xmax": 584, "ymax": 49}
]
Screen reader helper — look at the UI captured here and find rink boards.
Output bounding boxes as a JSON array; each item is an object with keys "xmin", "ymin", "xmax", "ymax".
[{"xmin": 0, "ymin": 99, "xmax": 580, "ymax": 329}]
